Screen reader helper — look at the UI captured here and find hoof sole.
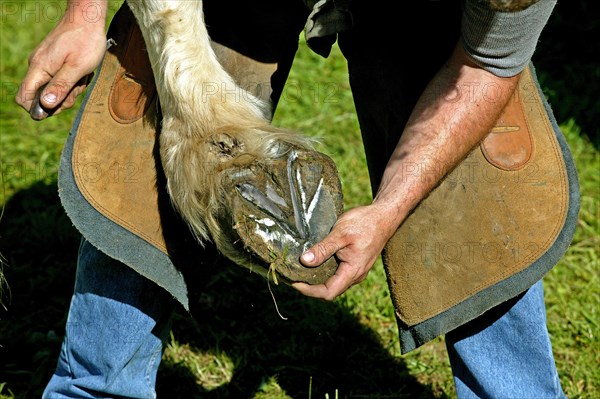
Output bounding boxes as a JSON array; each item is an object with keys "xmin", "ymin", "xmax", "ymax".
[{"xmin": 224, "ymin": 147, "xmax": 343, "ymax": 285}]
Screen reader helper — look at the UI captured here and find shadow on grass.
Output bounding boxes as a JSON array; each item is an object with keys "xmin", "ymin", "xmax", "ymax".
[
  {"xmin": 159, "ymin": 268, "xmax": 439, "ymax": 399},
  {"xmin": 0, "ymin": 181, "xmax": 446, "ymax": 399},
  {"xmin": 0, "ymin": 181, "xmax": 80, "ymax": 396}
]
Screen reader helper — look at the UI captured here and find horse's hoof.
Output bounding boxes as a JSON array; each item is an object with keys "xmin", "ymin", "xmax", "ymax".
[{"xmin": 222, "ymin": 147, "xmax": 344, "ymax": 285}]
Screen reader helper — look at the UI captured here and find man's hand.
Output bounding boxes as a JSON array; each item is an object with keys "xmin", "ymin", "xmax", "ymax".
[
  {"xmin": 16, "ymin": 0, "xmax": 107, "ymax": 118},
  {"xmin": 293, "ymin": 204, "xmax": 398, "ymax": 300}
]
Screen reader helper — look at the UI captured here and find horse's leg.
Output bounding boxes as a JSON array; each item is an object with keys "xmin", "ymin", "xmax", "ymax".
[{"xmin": 125, "ymin": 0, "xmax": 342, "ymax": 284}]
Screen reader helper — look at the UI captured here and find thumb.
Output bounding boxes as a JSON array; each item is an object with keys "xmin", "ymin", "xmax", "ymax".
[
  {"xmin": 300, "ymin": 236, "xmax": 342, "ymax": 267},
  {"xmin": 39, "ymin": 65, "xmax": 84, "ymax": 110}
]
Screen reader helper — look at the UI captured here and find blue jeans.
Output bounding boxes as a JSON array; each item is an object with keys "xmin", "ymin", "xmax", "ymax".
[
  {"xmin": 43, "ymin": 240, "xmax": 566, "ymax": 398},
  {"xmin": 42, "ymin": 239, "xmax": 175, "ymax": 399},
  {"xmin": 445, "ymin": 282, "xmax": 567, "ymax": 399}
]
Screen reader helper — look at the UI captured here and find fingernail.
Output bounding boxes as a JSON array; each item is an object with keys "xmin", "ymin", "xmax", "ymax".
[
  {"xmin": 301, "ymin": 251, "xmax": 315, "ymax": 263},
  {"xmin": 43, "ymin": 92, "xmax": 57, "ymax": 104}
]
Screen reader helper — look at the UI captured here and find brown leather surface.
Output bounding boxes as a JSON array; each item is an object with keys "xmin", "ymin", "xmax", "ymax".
[
  {"xmin": 73, "ymin": 23, "xmax": 167, "ymax": 252},
  {"xmin": 481, "ymin": 90, "xmax": 533, "ymax": 171},
  {"xmin": 109, "ymin": 23, "xmax": 156, "ymax": 124},
  {"xmin": 211, "ymin": 42, "xmax": 277, "ymax": 104},
  {"xmin": 383, "ymin": 67, "xmax": 569, "ymax": 326}
]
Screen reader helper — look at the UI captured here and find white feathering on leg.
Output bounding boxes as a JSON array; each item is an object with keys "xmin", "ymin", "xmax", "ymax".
[{"xmin": 125, "ymin": 0, "xmax": 312, "ymax": 246}]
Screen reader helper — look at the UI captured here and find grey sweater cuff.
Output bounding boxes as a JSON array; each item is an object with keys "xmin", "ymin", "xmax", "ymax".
[{"xmin": 461, "ymin": 0, "xmax": 556, "ymax": 77}]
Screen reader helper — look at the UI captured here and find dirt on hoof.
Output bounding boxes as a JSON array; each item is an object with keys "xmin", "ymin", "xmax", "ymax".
[{"xmin": 222, "ymin": 147, "xmax": 343, "ymax": 285}]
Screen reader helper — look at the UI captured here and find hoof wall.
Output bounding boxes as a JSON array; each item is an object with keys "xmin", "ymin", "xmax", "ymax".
[{"xmin": 224, "ymin": 148, "xmax": 343, "ymax": 285}]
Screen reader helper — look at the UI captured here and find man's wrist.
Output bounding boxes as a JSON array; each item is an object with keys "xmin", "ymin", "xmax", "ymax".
[
  {"xmin": 63, "ymin": 0, "xmax": 107, "ymax": 27},
  {"xmin": 369, "ymin": 199, "xmax": 411, "ymax": 241}
]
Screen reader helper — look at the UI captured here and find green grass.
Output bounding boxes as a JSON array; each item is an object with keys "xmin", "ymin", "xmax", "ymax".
[{"xmin": 1, "ymin": 1, "xmax": 598, "ymax": 398}]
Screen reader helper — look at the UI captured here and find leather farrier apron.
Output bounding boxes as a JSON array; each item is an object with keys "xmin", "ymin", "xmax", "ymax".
[{"xmin": 58, "ymin": 2, "xmax": 579, "ymax": 352}]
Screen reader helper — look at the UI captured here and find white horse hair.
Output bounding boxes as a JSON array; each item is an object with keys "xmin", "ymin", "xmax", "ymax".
[{"xmin": 126, "ymin": 0, "xmax": 313, "ymax": 251}]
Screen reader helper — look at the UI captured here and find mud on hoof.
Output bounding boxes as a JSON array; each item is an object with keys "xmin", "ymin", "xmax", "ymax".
[{"xmin": 221, "ymin": 146, "xmax": 343, "ymax": 285}]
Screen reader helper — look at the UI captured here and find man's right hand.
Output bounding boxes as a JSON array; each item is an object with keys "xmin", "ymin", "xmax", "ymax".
[{"xmin": 16, "ymin": 0, "xmax": 108, "ymax": 118}]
